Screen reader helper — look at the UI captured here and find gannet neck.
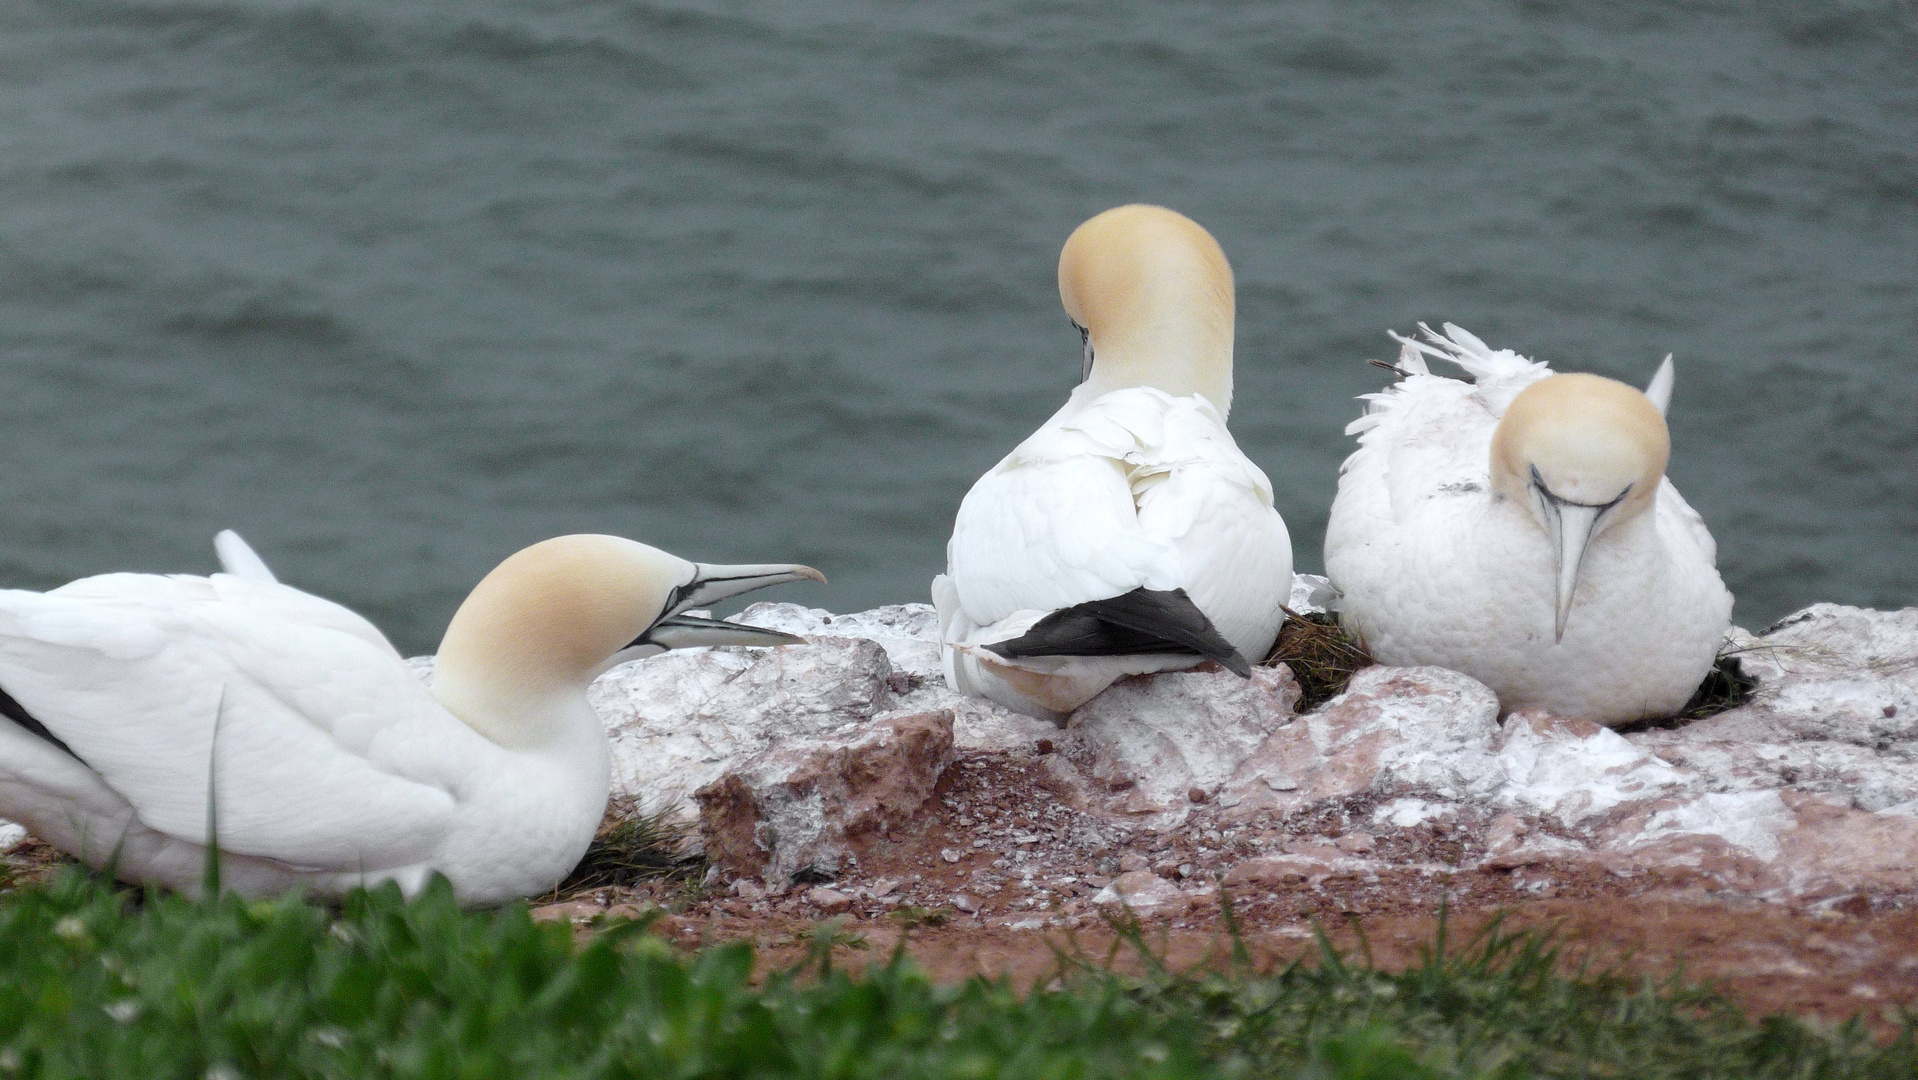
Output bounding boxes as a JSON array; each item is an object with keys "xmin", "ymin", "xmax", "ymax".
[
  {"xmin": 1490, "ymin": 373, "xmax": 1670, "ymax": 639},
  {"xmin": 431, "ymin": 535, "xmax": 693, "ymax": 750},
  {"xmin": 1058, "ymin": 204, "xmax": 1235, "ymax": 416}
]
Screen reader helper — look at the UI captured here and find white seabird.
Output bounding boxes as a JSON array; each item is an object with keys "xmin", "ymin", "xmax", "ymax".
[
  {"xmin": 1324, "ymin": 324, "xmax": 1733, "ymax": 726},
  {"xmin": 0, "ymin": 530, "xmax": 822, "ymax": 903},
  {"xmin": 933, "ymin": 205, "xmax": 1295, "ymax": 721}
]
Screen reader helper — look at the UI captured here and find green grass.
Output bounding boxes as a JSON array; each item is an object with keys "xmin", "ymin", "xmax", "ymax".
[{"xmin": 0, "ymin": 868, "xmax": 1912, "ymax": 1079}]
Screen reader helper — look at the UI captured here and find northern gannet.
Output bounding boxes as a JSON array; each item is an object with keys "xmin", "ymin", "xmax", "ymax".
[
  {"xmin": 933, "ymin": 205, "xmax": 1294, "ymax": 721},
  {"xmin": 1325, "ymin": 324, "xmax": 1732, "ymax": 726},
  {"xmin": 0, "ymin": 531, "xmax": 822, "ymax": 902}
]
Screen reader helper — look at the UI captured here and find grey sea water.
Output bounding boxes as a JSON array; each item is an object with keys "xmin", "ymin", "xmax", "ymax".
[{"xmin": 1, "ymin": 0, "xmax": 1913, "ymax": 654}]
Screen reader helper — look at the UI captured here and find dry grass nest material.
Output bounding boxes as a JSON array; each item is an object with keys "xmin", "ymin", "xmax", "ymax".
[
  {"xmin": 1261, "ymin": 606, "xmax": 1375, "ymax": 711},
  {"xmin": 559, "ymin": 797, "xmax": 704, "ymax": 892}
]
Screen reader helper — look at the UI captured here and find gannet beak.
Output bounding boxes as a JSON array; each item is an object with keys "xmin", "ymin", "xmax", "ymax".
[
  {"xmin": 642, "ymin": 613, "xmax": 807, "ymax": 650},
  {"xmin": 1537, "ymin": 491, "xmax": 1604, "ymax": 643},
  {"xmin": 617, "ymin": 561, "xmax": 825, "ymax": 658},
  {"xmin": 672, "ymin": 562, "xmax": 827, "ymax": 616}
]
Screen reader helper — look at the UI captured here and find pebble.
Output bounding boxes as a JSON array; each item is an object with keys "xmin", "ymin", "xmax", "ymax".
[
  {"xmin": 806, "ymin": 887, "xmax": 853, "ymax": 914},
  {"xmin": 529, "ymin": 900, "xmax": 602, "ymax": 924}
]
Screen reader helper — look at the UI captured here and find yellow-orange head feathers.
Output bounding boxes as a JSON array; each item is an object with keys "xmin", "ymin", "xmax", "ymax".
[{"xmin": 1058, "ymin": 204, "xmax": 1236, "ymax": 414}]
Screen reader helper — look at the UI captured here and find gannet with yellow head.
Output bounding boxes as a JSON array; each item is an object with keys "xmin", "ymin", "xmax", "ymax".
[
  {"xmin": 1325, "ymin": 323, "xmax": 1732, "ymax": 725},
  {"xmin": 933, "ymin": 205, "xmax": 1294, "ymax": 721},
  {"xmin": 0, "ymin": 531, "xmax": 822, "ymax": 902}
]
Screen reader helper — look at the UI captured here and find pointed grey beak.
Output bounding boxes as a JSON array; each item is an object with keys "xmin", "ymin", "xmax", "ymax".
[
  {"xmin": 618, "ymin": 560, "xmax": 824, "ymax": 656},
  {"xmin": 1531, "ymin": 471, "xmax": 1627, "ymax": 643},
  {"xmin": 643, "ymin": 613, "xmax": 807, "ymax": 651},
  {"xmin": 670, "ymin": 562, "xmax": 827, "ymax": 617},
  {"xmin": 1540, "ymin": 495, "xmax": 1603, "ymax": 643}
]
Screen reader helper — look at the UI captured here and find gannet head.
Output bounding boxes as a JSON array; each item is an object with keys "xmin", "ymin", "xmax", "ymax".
[
  {"xmin": 431, "ymin": 535, "xmax": 824, "ymax": 747},
  {"xmin": 1058, "ymin": 204, "xmax": 1235, "ymax": 415},
  {"xmin": 1489, "ymin": 373, "xmax": 1669, "ymax": 642}
]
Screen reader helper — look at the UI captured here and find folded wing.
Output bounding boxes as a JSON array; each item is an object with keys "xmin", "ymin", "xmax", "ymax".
[{"xmin": 0, "ymin": 574, "xmax": 462, "ymax": 873}]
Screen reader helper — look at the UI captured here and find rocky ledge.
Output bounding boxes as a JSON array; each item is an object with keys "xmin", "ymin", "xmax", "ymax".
[
  {"xmin": 583, "ymin": 583, "xmax": 1917, "ymax": 920},
  {"xmin": 9, "ymin": 585, "xmax": 1909, "ymax": 926}
]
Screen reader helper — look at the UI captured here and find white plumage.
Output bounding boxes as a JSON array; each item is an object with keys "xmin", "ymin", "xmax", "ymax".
[
  {"xmin": 0, "ymin": 531, "xmax": 820, "ymax": 902},
  {"xmin": 935, "ymin": 205, "xmax": 1293, "ymax": 719},
  {"xmin": 1325, "ymin": 324, "xmax": 1732, "ymax": 726}
]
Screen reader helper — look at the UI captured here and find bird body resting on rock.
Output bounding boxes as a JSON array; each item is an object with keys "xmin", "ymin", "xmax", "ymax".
[
  {"xmin": 935, "ymin": 204, "xmax": 1294, "ymax": 721},
  {"xmin": 1325, "ymin": 324, "xmax": 1732, "ymax": 726},
  {"xmin": 0, "ymin": 531, "xmax": 821, "ymax": 903}
]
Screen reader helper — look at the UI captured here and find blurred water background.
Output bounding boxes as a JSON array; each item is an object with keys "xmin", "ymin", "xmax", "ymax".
[{"xmin": 1, "ymin": 0, "xmax": 1913, "ymax": 653}]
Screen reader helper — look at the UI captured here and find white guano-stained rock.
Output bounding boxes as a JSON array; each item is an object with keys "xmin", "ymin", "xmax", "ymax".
[
  {"xmin": 1493, "ymin": 709, "xmax": 1691, "ymax": 826},
  {"xmin": 592, "ymin": 636, "xmax": 898, "ymax": 815},
  {"xmin": 729, "ymin": 602, "xmax": 945, "ymax": 680},
  {"xmin": 1063, "ymin": 665, "xmax": 1302, "ymax": 821},
  {"xmin": 1626, "ymin": 605, "xmax": 1918, "ymax": 815},
  {"xmin": 730, "ymin": 602, "xmax": 1058, "ymax": 752},
  {"xmin": 1221, "ymin": 666, "xmax": 1503, "ymax": 818},
  {"xmin": 1289, "ymin": 573, "xmax": 1339, "ymax": 616}
]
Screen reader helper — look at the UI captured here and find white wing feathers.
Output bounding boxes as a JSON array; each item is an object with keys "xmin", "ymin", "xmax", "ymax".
[
  {"xmin": 1655, "ymin": 477, "xmax": 1719, "ymax": 566},
  {"xmin": 214, "ymin": 529, "xmax": 278, "ymax": 584},
  {"xmin": 1393, "ymin": 322, "xmax": 1550, "ymax": 386},
  {"xmin": 1644, "ymin": 355, "xmax": 1675, "ymax": 417},
  {"xmin": 948, "ymin": 387, "xmax": 1275, "ymax": 628},
  {"xmin": 0, "ymin": 577, "xmax": 461, "ymax": 872}
]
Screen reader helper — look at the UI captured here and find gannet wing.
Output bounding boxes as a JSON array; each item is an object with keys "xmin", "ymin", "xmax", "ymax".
[
  {"xmin": 948, "ymin": 435, "xmax": 1180, "ymax": 628},
  {"xmin": 214, "ymin": 530, "xmax": 278, "ymax": 584},
  {"xmin": 948, "ymin": 387, "xmax": 1286, "ymax": 671},
  {"xmin": 1654, "ymin": 477, "xmax": 1718, "ymax": 566},
  {"xmin": 1340, "ymin": 329, "xmax": 1555, "ymax": 525},
  {"xmin": 202, "ymin": 544, "xmax": 403, "ymax": 660},
  {"xmin": 948, "ymin": 388, "xmax": 1272, "ymax": 624},
  {"xmin": 0, "ymin": 576, "xmax": 461, "ymax": 872},
  {"xmin": 1644, "ymin": 355, "xmax": 1675, "ymax": 417}
]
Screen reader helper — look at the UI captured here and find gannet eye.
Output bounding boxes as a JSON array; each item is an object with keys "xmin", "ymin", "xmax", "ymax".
[
  {"xmin": 1074, "ymin": 321, "xmax": 1094, "ymax": 383},
  {"xmin": 1528, "ymin": 465, "xmax": 1631, "ymax": 514}
]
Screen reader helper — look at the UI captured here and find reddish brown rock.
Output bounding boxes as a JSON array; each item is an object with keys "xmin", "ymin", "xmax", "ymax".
[
  {"xmin": 1771, "ymin": 791, "xmax": 1918, "ymax": 898},
  {"xmin": 696, "ymin": 710, "xmax": 955, "ymax": 887}
]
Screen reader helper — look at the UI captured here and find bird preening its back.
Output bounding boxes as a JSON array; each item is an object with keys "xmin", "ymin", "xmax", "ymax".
[
  {"xmin": 0, "ymin": 531, "xmax": 821, "ymax": 903},
  {"xmin": 935, "ymin": 205, "xmax": 1294, "ymax": 720},
  {"xmin": 1325, "ymin": 324, "xmax": 1731, "ymax": 726}
]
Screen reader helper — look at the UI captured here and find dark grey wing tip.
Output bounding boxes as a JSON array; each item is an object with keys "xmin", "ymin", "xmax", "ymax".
[
  {"xmin": 0, "ymin": 683, "xmax": 80, "ymax": 760},
  {"xmin": 988, "ymin": 587, "xmax": 1252, "ymax": 676}
]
